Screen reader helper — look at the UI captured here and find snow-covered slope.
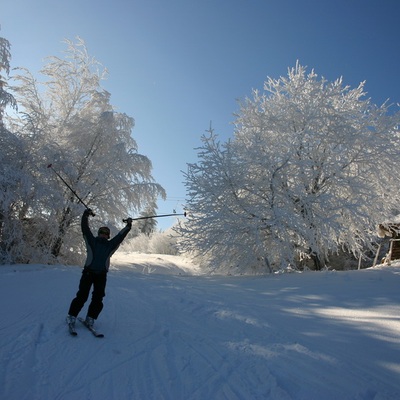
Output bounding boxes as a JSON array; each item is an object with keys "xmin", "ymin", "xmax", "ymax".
[{"xmin": 1, "ymin": 254, "xmax": 400, "ymax": 400}]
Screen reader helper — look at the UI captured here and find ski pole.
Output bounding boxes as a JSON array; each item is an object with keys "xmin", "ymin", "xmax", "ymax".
[
  {"xmin": 123, "ymin": 212, "xmax": 186, "ymax": 223},
  {"xmin": 47, "ymin": 164, "xmax": 95, "ymax": 216}
]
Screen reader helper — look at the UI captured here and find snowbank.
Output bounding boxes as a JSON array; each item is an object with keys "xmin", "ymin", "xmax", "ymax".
[{"xmin": 1, "ymin": 255, "xmax": 400, "ymax": 399}]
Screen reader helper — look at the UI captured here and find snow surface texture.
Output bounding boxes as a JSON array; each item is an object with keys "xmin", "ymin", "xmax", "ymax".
[{"xmin": 1, "ymin": 253, "xmax": 400, "ymax": 400}]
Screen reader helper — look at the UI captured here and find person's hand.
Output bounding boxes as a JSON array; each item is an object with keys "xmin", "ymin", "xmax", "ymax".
[
  {"xmin": 84, "ymin": 208, "xmax": 95, "ymax": 217},
  {"xmin": 125, "ymin": 217, "xmax": 133, "ymax": 226}
]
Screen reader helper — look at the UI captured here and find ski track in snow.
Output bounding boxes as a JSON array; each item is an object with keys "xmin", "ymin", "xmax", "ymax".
[{"xmin": 1, "ymin": 257, "xmax": 400, "ymax": 400}]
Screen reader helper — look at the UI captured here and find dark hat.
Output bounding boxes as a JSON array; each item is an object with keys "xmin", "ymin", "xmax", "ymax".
[{"xmin": 98, "ymin": 226, "xmax": 110, "ymax": 237}]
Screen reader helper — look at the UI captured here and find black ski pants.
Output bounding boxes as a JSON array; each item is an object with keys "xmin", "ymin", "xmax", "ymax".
[{"xmin": 68, "ymin": 269, "xmax": 107, "ymax": 319}]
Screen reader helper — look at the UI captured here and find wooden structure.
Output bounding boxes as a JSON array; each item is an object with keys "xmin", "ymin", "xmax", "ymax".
[{"xmin": 377, "ymin": 223, "xmax": 400, "ymax": 264}]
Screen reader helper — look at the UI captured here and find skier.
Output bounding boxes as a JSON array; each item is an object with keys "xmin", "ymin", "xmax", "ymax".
[{"xmin": 66, "ymin": 208, "xmax": 132, "ymax": 333}]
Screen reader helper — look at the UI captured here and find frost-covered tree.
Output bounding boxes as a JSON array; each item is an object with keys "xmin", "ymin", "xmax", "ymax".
[
  {"xmin": 0, "ymin": 35, "xmax": 17, "ymax": 124},
  {"xmin": 0, "ymin": 35, "xmax": 29, "ymax": 264},
  {"xmin": 135, "ymin": 202, "xmax": 158, "ymax": 236},
  {"xmin": 3, "ymin": 37, "xmax": 165, "ymax": 264},
  {"xmin": 179, "ymin": 63, "xmax": 400, "ymax": 273}
]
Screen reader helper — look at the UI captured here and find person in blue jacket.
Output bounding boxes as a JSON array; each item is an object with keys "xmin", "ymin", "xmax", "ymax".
[{"xmin": 66, "ymin": 208, "xmax": 132, "ymax": 329}]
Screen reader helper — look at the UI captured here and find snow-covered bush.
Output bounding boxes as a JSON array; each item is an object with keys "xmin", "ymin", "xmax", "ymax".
[
  {"xmin": 149, "ymin": 229, "xmax": 179, "ymax": 255},
  {"xmin": 121, "ymin": 228, "xmax": 179, "ymax": 255}
]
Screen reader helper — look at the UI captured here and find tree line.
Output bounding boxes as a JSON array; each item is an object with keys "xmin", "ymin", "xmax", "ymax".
[{"xmin": 2, "ymin": 34, "xmax": 400, "ymax": 273}]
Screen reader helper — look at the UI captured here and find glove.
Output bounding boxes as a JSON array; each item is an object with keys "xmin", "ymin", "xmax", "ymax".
[
  {"xmin": 125, "ymin": 217, "xmax": 133, "ymax": 226},
  {"xmin": 84, "ymin": 208, "xmax": 95, "ymax": 217}
]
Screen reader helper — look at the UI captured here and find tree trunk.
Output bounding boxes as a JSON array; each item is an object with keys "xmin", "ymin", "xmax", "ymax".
[{"xmin": 51, "ymin": 207, "xmax": 72, "ymax": 258}]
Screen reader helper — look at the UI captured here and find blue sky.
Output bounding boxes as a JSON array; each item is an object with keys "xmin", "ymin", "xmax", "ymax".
[{"xmin": 2, "ymin": 0, "xmax": 400, "ymax": 230}]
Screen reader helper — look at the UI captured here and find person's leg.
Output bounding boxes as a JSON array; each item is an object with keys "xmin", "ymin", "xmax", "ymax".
[
  {"xmin": 86, "ymin": 273, "xmax": 107, "ymax": 319},
  {"xmin": 68, "ymin": 270, "xmax": 93, "ymax": 317}
]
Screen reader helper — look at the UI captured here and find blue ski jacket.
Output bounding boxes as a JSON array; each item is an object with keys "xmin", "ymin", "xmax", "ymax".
[{"xmin": 81, "ymin": 211, "xmax": 131, "ymax": 274}]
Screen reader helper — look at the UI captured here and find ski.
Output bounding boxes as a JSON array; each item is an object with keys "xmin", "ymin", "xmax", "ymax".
[{"xmin": 77, "ymin": 317, "xmax": 104, "ymax": 338}]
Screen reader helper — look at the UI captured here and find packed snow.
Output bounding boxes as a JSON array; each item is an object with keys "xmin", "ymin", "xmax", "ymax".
[{"xmin": 1, "ymin": 253, "xmax": 400, "ymax": 400}]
